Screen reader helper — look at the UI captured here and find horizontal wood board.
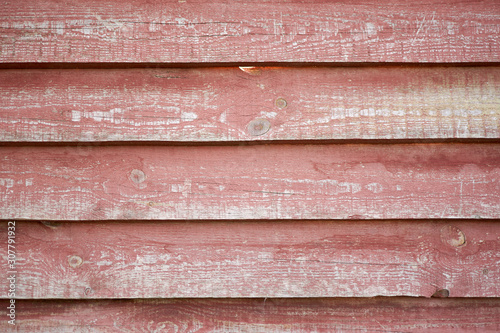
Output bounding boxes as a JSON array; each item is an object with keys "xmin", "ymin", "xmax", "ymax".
[
  {"xmin": 1, "ymin": 66, "xmax": 499, "ymax": 142},
  {"xmin": 1, "ymin": 220, "xmax": 499, "ymax": 298},
  {"xmin": 1, "ymin": 0, "xmax": 500, "ymax": 63},
  {"xmin": 1, "ymin": 143, "xmax": 499, "ymax": 221},
  {"xmin": 2, "ymin": 298, "xmax": 500, "ymax": 332}
]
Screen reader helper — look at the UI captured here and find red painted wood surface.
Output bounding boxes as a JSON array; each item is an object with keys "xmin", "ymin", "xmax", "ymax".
[
  {"xmin": 1, "ymin": 0, "xmax": 499, "ymax": 64},
  {"xmin": 1, "ymin": 66, "xmax": 499, "ymax": 142},
  {"xmin": 2, "ymin": 298, "xmax": 500, "ymax": 332},
  {"xmin": 1, "ymin": 0, "xmax": 499, "ymax": 331},
  {"xmin": 1, "ymin": 220, "xmax": 498, "ymax": 298},
  {"xmin": 1, "ymin": 144, "xmax": 499, "ymax": 221}
]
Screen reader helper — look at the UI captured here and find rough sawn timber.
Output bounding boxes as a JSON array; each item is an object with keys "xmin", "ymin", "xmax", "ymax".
[
  {"xmin": 1, "ymin": 66, "xmax": 499, "ymax": 142},
  {"xmin": 1, "ymin": 143, "xmax": 499, "ymax": 221},
  {"xmin": 2, "ymin": 298, "xmax": 500, "ymax": 332},
  {"xmin": 1, "ymin": 0, "xmax": 500, "ymax": 63},
  {"xmin": 1, "ymin": 220, "xmax": 499, "ymax": 299}
]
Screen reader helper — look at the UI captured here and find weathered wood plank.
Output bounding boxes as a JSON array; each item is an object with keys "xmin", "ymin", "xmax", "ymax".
[
  {"xmin": 1, "ymin": 220, "xmax": 499, "ymax": 298},
  {"xmin": 1, "ymin": 0, "xmax": 499, "ymax": 64},
  {"xmin": 2, "ymin": 298, "xmax": 500, "ymax": 332},
  {"xmin": 1, "ymin": 144, "xmax": 499, "ymax": 221},
  {"xmin": 1, "ymin": 66, "xmax": 499, "ymax": 142}
]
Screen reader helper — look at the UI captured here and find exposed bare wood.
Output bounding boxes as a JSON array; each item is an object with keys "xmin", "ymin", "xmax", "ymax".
[
  {"xmin": 1, "ymin": 0, "xmax": 499, "ymax": 64},
  {"xmin": 1, "ymin": 220, "xmax": 499, "ymax": 299},
  {"xmin": 1, "ymin": 66, "xmax": 499, "ymax": 142},
  {"xmin": 1, "ymin": 144, "xmax": 499, "ymax": 221}
]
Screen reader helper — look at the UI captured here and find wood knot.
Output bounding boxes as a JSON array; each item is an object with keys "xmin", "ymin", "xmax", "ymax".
[
  {"xmin": 247, "ymin": 118, "xmax": 271, "ymax": 136},
  {"xmin": 130, "ymin": 169, "xmax": 147, "ymax": 189},
  {"xmin": 84, "ymin": 287, "xmax": 93, "ymax": 296},
  {"xmin": 68, "ymin": 255, "xmax": 83, "ymax": 268},
  {"xmin": 275, "ymin": 98, "xmax": 287, "ymax": 108},
  {"xmin": 440, "ymin": 225, "xmax": 466, "ymax": 248}
]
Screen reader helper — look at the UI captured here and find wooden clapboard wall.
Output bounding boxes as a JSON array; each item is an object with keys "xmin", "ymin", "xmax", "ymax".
[{"xmin": 1, "ymin": 0, "xmax": 500, "ymax": 331}]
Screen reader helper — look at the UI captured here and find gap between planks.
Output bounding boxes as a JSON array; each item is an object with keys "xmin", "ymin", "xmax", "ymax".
[
  {"xmin": 1, "ymin": 62, "xmax": 500, "ymax": 69},
  {"xmin": 1, "ymin": 139, "xmax": 500, "ymax": 148}
]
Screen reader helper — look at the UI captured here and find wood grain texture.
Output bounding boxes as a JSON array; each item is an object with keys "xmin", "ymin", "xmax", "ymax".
[
  {"xmin": 1, "ymin": 144, "xmax": 499, "ymax": 221},
  {"xmin": 1, "ymin": 220, "xmax": 499, "ymax": 298},
  {"xmin": 1, "ymin": 0, "xmax": 499, "ymax": 64},
  {"xmin": 1, "ymin": 66, "xmax": 499, "ymax": 142},
  {"xmin": 2, "ymin": 298, "xmax": 500, "ymax": 332}
]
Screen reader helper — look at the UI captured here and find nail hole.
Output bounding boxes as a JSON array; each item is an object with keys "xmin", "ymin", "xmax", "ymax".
[{"xmin": 275, "ymin": 98, "xmax": 287, "ymax": 108}]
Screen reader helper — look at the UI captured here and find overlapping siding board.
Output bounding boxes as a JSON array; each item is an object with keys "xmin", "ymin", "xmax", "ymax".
[{"xmin": 1, "ymin": 0, "xmax": 499, "ymax": 331}]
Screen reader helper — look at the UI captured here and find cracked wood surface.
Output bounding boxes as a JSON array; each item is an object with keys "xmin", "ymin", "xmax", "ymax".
[
  {"xmin": 1, "ymin": 220, "xmax": 499, "ymax": 299},
  {"xmin": 1, "ymin": 0, "xmax": 499, "ymax": 63},
  {"xmin": 1, "ymin": 66, "xmax": 499, "ymax": 142}
]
